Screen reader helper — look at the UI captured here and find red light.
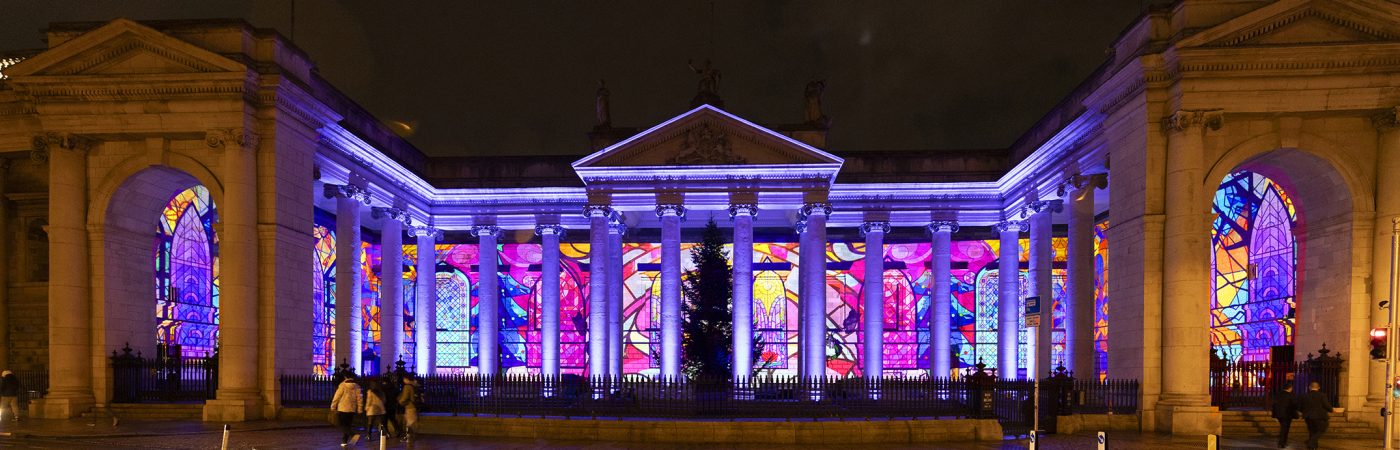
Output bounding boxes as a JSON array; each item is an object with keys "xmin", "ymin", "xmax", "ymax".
[{"xmin": 1373, "ymin": 328, "xmax": 1388, "ymax": 339}]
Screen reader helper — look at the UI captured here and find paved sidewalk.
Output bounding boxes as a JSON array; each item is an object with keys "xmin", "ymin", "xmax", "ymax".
[{"xmin": 0, "ymin": 418, "xmax": 1383, "ymax": 449}]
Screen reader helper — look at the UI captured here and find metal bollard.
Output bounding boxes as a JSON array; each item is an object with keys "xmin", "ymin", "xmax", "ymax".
[
  {"xmin": 221, "ymin": 424, "xmax": 230, "ymax": 450},
  {"xmin": 1207, "ymin": 434, "xmax": 1219, "ymax": 450},
  {"xmin": 380, "ymin": 425, "xmax": 388, "ymax": 450},
  {"xmin": 1097, "ymin": 431, "xmax": 1107, "ymax": 449},
  {"xmin": 1028, "ymin": 429, "xmax": 1038, "ymax": 450}
]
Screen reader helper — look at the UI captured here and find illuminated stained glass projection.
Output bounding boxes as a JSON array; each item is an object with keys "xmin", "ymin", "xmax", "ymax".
[
  {"xmin": 405, "ymin": 243, "xmax": 590, "ymax": 375},
  {"xmin": 400, "ymin": 245, "xmax": 416, "ymax": 368},
  {"xmin": 961, "ymin": 238, "xmax": 1067, "ymax": 378},
  {"xmin": 361, "ymin": 239, "xmax": 383, "ymax": 374},
  {"xmin": 1211, "ymin": 170, "xmax": 1298, "ymax": 363},
  {"xmin": 822, "ymin": 243, "xmax": 932, "ymax": 378},
  {"xmin": 312, "ymin": 209, "xmax": 337, "ymax": 376},
  {"xmin": 1093, "ymin": 220, "xmax": 1109, "ymax": 381},
  {"xmin": 154, "ymin": 185, "xmax": 219, "ymax": 359}
]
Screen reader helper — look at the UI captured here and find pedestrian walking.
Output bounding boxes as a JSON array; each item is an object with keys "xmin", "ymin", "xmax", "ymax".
[
  {"xmin": 364, "ymin": 380, "xmax": 388, "ymax": 440},
  {"xmin": 381, "ymin": 370, "xmax": 404, "ymax": 438},
  {"xmin": 329, "ymin": 374, "xmax": 363, "ymax": 447},
  {"xmin": 397, "ymin": 375, "xmax": 420, "ymax": 442},
  {"xmin": 1298, "ymin": 381, "xmax": 1332, "ymax": 450},
  {"xmin": 0, "ymin": 371, "xmax": 21, "ymax": 422},
  {"xmin": 1271, "ymin": 383, "xmax": 1300, "ymax": 448}
]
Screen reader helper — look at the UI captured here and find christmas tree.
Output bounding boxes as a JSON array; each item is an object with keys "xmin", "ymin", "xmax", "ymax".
[{"xmin": 680, "ymin": 219, "xmax": 735, "ymax": 379}]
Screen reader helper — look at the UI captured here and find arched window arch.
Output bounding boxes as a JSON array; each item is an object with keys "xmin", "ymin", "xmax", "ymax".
[
  {"xmin": 1211, "ymin": 170, "xmax": 1299, "ymax": 362},
  {"xmin": 154, "ymin": 186, "xmax": 218, "ymax": 358}
]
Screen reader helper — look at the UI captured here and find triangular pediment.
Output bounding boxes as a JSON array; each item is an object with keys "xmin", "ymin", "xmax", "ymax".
[
  {"xmin": 4, "ymin": 18, "xmax": 243, "ymax": 78},
  {"xmin": 573, "ymin": 105, "xmax": 843, "ymax": 168},
  {"xmin": 1179, "ymin": 0, "xmax": 1400, "ymax": 48}
]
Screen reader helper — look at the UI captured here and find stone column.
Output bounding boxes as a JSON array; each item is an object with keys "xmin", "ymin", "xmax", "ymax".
[
  {"xmin": 409, "ymin": 226, "xmax": 441, "ymax": 374},
  {"xmin": 657, "ymin": 204, "xmax": 685, "ymax": 379},
  {"xmin": 607, "ymin": 219, "xmax": 626, "ymax": 380},
  {"xmin": 860, "ymin": 221, "xmax": 889, "ymax": 379},
  {"xmin": 0, "ymin": 159, "xmax": 9, "ymax": 371},
  {"xmin": 1159, "ymin": 109, "xmax": 1222, "ymax": 434},
  {"xmin": 207, "ymin": 128, "xmax": 262, "ymax": 420},
  {"xmin": 373, "ymin": 207, "xmax": 408, "ymax": 370},
  {"xmin": 536, "ymin": 224, "xmax": 564, "ymax": 378},
  {"xmin": 584, "ymin": 205, "xmax": 612, "ymax": 379},
  {"xmin": 325, "ymin": 184, "xmax": 367, "ymax": 373},
  {"xmin": 1027, "ymin": 200, "xmax": 1060, "ymax": 379},
  {"xmin": 799, "ymin": 203, "xmax": 832, "ymax": 380},
  {"xmin": 1064, "ymin": 177, "xmax": 1098, "ymax": 380},
  {"xmin": 928, "ymin": 220, "xmax": 958, "ymax": 378},
  {"xmin": 1372, "ymin": 108, "xmax": 1400, "ymax": 406},
  {"xmin": 473, "ymin": 225, "xmax": 501, "ymax": 375},
  {"xmin": 730, "ymin": 204, "xmax": 757, "ymax": 381},
  {"xmin": 35, "ymin": 133, "xmax": 94, "ymax": 418},
  {"xmin": 996, "ymin": 220, "xmax": 1023, "ymax": 378}
]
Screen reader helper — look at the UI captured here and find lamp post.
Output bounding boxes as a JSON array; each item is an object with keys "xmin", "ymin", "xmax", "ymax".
[{"xmin": 1386, "ymin": 217, "xmax": 1399, "ymax": 450}]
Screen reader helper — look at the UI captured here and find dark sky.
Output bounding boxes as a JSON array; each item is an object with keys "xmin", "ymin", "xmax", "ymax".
[{"xmin": 1, "ymin": 1, "xmax": 1148, "ymax": 157}]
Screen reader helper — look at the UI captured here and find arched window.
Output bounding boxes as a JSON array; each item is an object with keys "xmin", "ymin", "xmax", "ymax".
[
  {"xmin": 154, "ymin": 186, "xmax": 218, "ymax": 359},
  {"xmin": 1211, "ymin": 170, "xmax": 1298, "ymax": 362}
]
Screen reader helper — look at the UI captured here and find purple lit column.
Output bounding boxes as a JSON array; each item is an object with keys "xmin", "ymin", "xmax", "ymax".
[
  {"xmin": 1027, "ymin": 200, "xmax": 1060, "ymax": 379},
  {"xmin": 730, "ymin": 204, "xmax": 757, "ymax": 381},
  {"xmin": 410, "ymin": 225, "xmax": 441, "ymax": 374},
  {"xmin": 995, "ymin": 220, "xmax": 1022, "ymax": 378},
  {"xmin": 657, "ymin": 204, "xmax": 685, "ymax": 379},
  {"xmin": 584, "ymin": 205, "xmax": 612, "ymax": 379},
  {"xmin": 861, "ymin": 221, "xmax": 889, "ymax": 380},
  {"xmin": 1065, "ymin": 178, "xmax": 1097, "ymax": 379},
  {"xmin": 325, "ymin": 184, "xmax": 367, "ymax": 372},
  {"xmin": 799, "ymin": 203, "xmax": 832, "ymax": 380},
  {"xmin": 374, "ymin": 207, "xmax": 408, "ymax": 370},
  {"xmin": 928, "ymin": 220, "xmax": 958, "ymax": 377},
  {"xmin": 535, "ymin": 224, "xmax": 564, "ymax": 377},
  {"xmin": 607, "ymin": 218, "xmax": 626, "ymax": 379},
  {"xmin": 473, "ymin": 225, "xmax": 501, "ymax": 375}
]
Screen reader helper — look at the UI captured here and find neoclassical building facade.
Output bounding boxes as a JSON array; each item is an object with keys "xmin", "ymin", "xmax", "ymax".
[{"xmin": 0, "ymin": 0, "xmax": 1398, "ymax": 434}]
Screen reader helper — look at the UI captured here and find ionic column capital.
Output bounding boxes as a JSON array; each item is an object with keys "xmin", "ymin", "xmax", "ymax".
[
  {"xmin": 799, "ymin": 202, "xmax": 832, "ymax": 218},
  {"xmin": 1162, "ymin": 109, "xmax": 1223, "ymax": 134},
  {"xmin": 927, "ymin": 220, "xmax": 959, "ymax": 234},
  {"xmin": 407, "ymin": 225, "xmax": 443, "ymax": 240},
  {"xmin": 471, "ymin": 225, "xmax": 502, "ymax": 238},
  {"xmin": 371, "ymin": 206, "xmax": 411, "ymax": 226},
  {"xmin": 31, "ymin": 132, "xmax": 95, "ymax": 163},
  {"xmin": 1057, "ymin": 173, "xmax": 1108, "ymax": 197},
  {"xmin": 205, "ymin": 127, "xmax": 259, "ymax": 151},
  {"xmin": 534, "ymin": 223, "xmax": 565, "ymax": 237},
  {"xmin": 322, "ymin": 183, "xmax": 371, "ymax": 205},
  {"xmin": 794, "ymin": 219, "xmax": 808, "ymax": 235},
  {"xmin": 859, "ymin": 221, "xmax": 890, "ymax": 237},
  {"xmin": 728, "ymin": 203, "xmax": 758, "ymax": 219},
  {"xmin": 1022, "ymin": 199, "xmax": 1064, "ymax": 218},
  {"xmin": 608, "ymin": 218, "xmax": 628, "ymax": 235},
  {"xmin": 582, "ymin": 204, "xmax": 614, "ymax": 218},
  {"xmin": 1373, "ymin": 107, "xmax": 1400, "ymax": 131},
  {"xmin": 655, "ymin": 204, "xmax": 686, "ymax": 220},
  {"xmin": 995, "ymin": 220, "xmax": 1025, "ymax": 233}
]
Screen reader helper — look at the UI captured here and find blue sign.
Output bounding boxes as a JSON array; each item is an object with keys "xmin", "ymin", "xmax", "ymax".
[{"xmin": 1025, "ymin": 296, "xmax": 1041, "ymax": 315}]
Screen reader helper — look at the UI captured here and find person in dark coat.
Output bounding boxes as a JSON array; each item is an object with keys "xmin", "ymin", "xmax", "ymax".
[
  {"xmin": 0, "ymin": 371, "xmax": 21, "ymax": 422},
  {"xmin": 1298, "ymin": 381, "xmax": 1332, "ymax": 450},
  {"xmin": 1270, "ymin": 383, "xmax": 1300, "ymax": 448}
]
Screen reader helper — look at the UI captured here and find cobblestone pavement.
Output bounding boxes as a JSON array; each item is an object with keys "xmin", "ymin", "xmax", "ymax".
[{"xmin": 0, "ymin": 419, "xmax": 1382, "ymax": 449}]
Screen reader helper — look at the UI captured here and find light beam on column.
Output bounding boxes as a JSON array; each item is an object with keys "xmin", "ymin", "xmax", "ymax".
[
  {"xmin": 584, "ymin": 205, "xmax": 612, "ymax": 381},
  {"xmin": 996, "ymin": 220, "xmax": 1023, "ymax": 379},
  {"xmin": 409, "ymin": 225, "xmax": 442, "ymax": 375},
  {"xmin": 730, "ymin": 203, "xmax": 757, "ymax": 382},
  {"xmin": 607, "ymin": 217, "xmax": 626, "ymax": 382},
  {"xmin": 373, "ymin": 206, "xmax": 410, "ymax": 372},
  {"xmin": 657, "ymin": 204, "xmax": 686, "ymax": 380},
  {"xmin": 473, "ymin": 225, "xmax": 502, "ymax": 376},
  {"xmin": 861, "ymin": 221, "xmax": 889, "ymax": 384},
  {"xmin": 799, "ymin": 203, "xmax": 832, "ymax": 383},
  {"xmin": 535, "ymin": 224, "xmax": 565, "ymax": 379},
  {"xmin": 928, "ymin": 220, "xmax": 958, "ymax": 378},
  {"xmin": 325, "ymin": 183, "xmax": 368, "ymax": 374},
  {"xmin": 1027, "ymin": 200, "xmax": 1061, "ymax": 379}
]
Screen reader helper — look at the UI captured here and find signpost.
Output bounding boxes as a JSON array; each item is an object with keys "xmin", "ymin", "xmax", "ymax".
[{"xmin": 1026, "ymin": 295, "xmax": 1042, "ymax": 438}]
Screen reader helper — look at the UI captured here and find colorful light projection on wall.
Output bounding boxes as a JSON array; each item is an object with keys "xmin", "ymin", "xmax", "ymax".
[
  {"xmin": 1211, "ymin": 170, "xmax": 1298, "ymax": 363},
  {"xmin": 311, "ymin": 211, "xmax": 337, "ymax": 376},
  {"xmin": 1094, "ymin": 220, "xmax": 1109, "ymax": 381},
  {"xmin": 154, "ymin": 185, "xmax": 220, "ymax": 359},
  {"xmin": 316, "ymin": 229, "xmax": 1107, "ymax": 378}
]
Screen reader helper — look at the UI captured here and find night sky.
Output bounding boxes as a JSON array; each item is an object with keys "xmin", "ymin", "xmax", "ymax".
[{"xmin": 1, "ymin": 1, "xmax": 1147, "ymax": 157}]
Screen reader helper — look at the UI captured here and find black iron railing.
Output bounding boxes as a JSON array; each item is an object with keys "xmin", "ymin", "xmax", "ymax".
[
  {"xmin": 14, "ymin": 369, "xmax": 47, "ymax": 407},
  {"xmin": 1210, "ymin": 345, "xmax": 1343, "ymax": 411},
  {"xmin": 280, "ymin": 361, "xmax": 1139, "ymax": 435},
  {"xmin": 110, "ymin": 343, "xmax": 217, "ymax": 403}
]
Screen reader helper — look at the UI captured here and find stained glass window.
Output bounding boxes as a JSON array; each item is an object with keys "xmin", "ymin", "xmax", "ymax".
[
  {"xmin": 312, "ymin": 209, "xmax": 337, "ymax": 376},
  {"xmin": 154, "ymin": 186, "xmax": 219, "ymax": 359},
  {"xmin": 1211, "ymin": 170, "xmax": 1298, "ymax": 363},
  {"xmin": 401, "ymin": 245, "xmax": 416, "ymax": 369},
  {"xmin": 361, "ymin": 240, "xmax": 383, "ymax": 374},
  {"xmin": 1094, "ymin": 220, "xmax": 1109, "ymax": 381}
]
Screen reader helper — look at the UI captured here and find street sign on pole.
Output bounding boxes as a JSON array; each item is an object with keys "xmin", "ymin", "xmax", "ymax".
[
  {"xmin": 1025, "ymin": 314, "xmax": 1041, "ymax": 328},
  {"xmin": 1025, "ymin": 296, "xmax": 1040, "ymax": 315}
]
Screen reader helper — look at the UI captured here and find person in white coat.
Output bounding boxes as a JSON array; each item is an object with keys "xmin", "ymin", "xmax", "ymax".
[{"xmin": 329, "ymin": 375, "xmax": 363, "ymax": 447}]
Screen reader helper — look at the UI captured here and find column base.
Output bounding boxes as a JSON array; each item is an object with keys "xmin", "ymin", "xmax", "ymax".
[
  {"xmin": 1154, "ymin": 398, "xmax": 1220, "ymax": 435},
  {"xmin": 34, "ymin": 395, "xmax": 94, "ymax": 419},
  {"xmin": 203, "ymin": 395, "xmax": 264, "ymax": 422}
]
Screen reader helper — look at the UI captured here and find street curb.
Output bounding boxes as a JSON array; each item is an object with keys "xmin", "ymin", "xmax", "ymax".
[{"xmin": 8, "ymin": 423, "xmax": 331, "ymax": 439}]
